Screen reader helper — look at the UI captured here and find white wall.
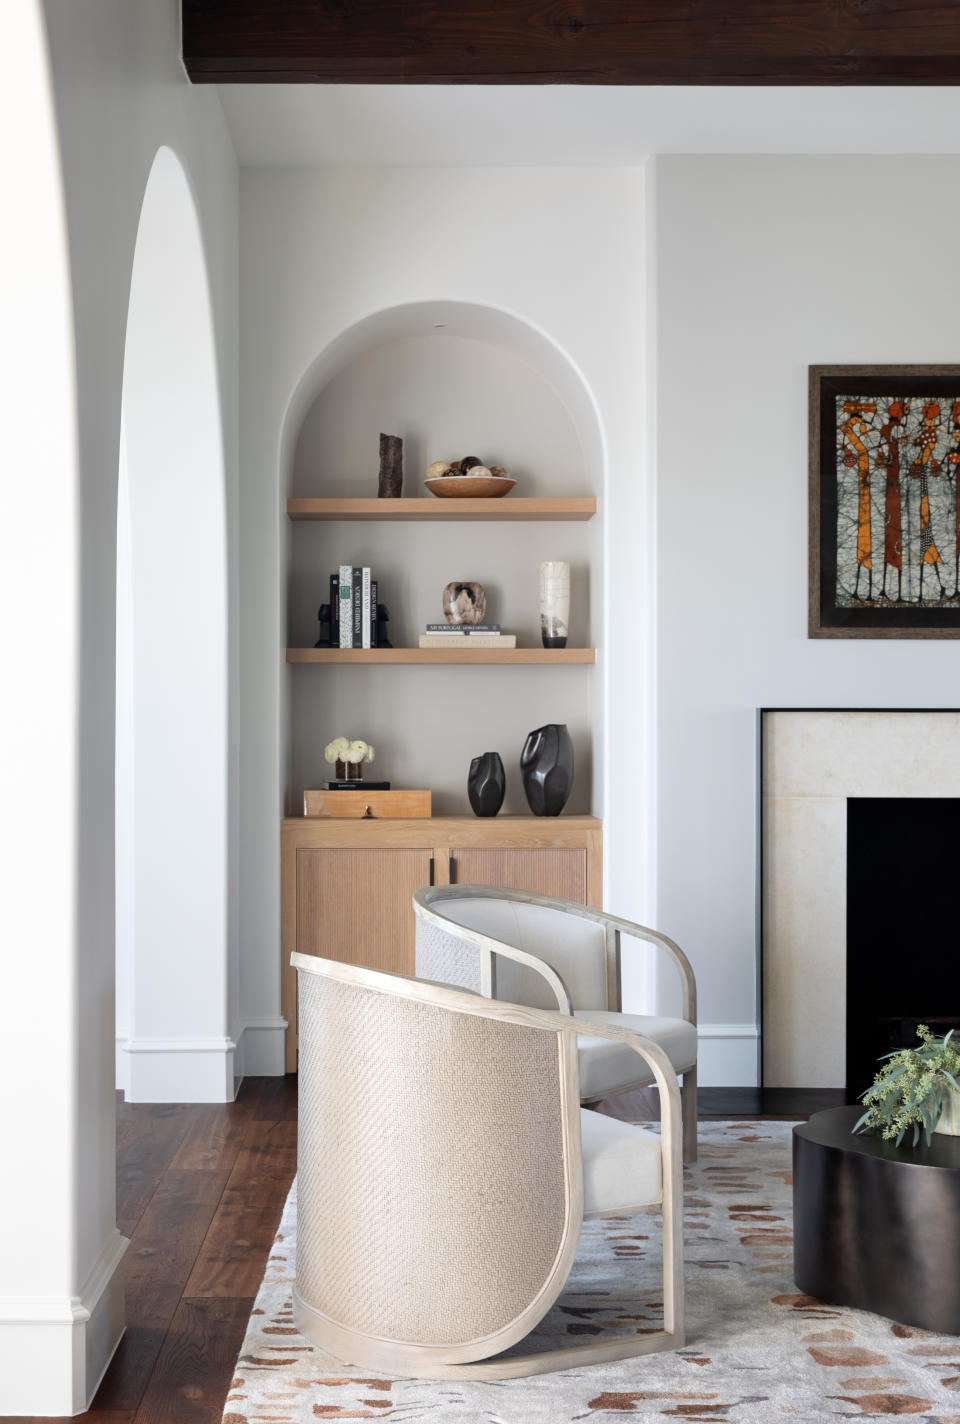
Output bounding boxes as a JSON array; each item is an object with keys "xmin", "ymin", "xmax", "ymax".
[
  {"xmin": 120, "ymin": 146, "xmax": 232, "ymax": 1102},
  {"xmin": 0, "ymin": 1, "xmax": 238, "ymax": 1411},
  {"xmin": 239, "ymin": 168, "xmax": 650, "ymax": 1056},
  {"xmin": 116, "ymin": 425, "xmax": 134, "ymax": 1094},
  {"xmin": 655, "ymin": 156, "xmax": 960, "ymax": 1085}
]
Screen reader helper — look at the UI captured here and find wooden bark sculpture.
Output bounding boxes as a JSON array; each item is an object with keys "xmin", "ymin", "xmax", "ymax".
[{"xmin": 378, "ymin": 433, "xmax": 403, "ymax": 498}]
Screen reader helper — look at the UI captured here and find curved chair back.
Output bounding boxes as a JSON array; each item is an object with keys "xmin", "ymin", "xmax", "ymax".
[
  {"xmin": 415, "ymin": 884, "xmax": 614, "ymax": 1012},
  {"xmin": 292, "ymin": 952, "xmax": 583, "ymax": 1373}
]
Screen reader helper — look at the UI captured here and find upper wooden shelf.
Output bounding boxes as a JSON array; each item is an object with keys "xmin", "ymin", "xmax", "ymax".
[
  {"xmin": 287, "ymin": 648, "xmax": 595, "ymax": 665},
  {"xmin": 287, "ymin": 497, "xmax": 597, "ymax": 522}
]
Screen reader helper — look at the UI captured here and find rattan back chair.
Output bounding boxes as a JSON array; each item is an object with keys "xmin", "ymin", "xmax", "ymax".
[
  {"xmin": 414, "ymin": 884, "xmax": 699, "ymax": 1162},
  {"xmin": 292, "ymin": 951, "xmax": 684, "ymax": 1380}
]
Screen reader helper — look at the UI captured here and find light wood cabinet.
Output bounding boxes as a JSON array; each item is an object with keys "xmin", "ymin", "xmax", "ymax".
[
  {"xmin": 282, "ymin": 815, "xmax": 602, "ymax": 1069},
  {"xmin": 449, "ymin": 847, "xmax": 587, "ymax": 902}
]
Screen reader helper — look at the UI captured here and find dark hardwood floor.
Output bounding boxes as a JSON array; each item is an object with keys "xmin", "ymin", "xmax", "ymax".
[
  {"xmin": 17, "ymin": 1076, "xmax": 298, "ymax": 1424},
  {"xmin": 15, "ymin": 1077, "xmax": 834, "ymax": 1424}
]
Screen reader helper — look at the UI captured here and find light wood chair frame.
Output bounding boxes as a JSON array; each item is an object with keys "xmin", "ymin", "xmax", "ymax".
[
  {"xmin": 414, "ymin": 884, "xmax": 699, "ymax": 1163},
  {"xmin": 292, "ymin": 951, "xmax": 685, "ymax": 1380}
]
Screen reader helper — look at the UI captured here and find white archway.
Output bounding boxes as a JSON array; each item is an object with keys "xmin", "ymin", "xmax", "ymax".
[
  {"xmin": 116, "ymin": 146, "xmax": 231, "ymax": 1102},
  {"xmin": 278, "ymin": 299, "xmax": 607, "ymax": 482}
]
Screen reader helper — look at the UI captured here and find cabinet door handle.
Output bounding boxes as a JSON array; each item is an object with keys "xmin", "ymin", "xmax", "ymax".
[
  {"xmin": 429, "ymin": 857, "xmax": 435, "ymax": 886},
  {"xmin": 449, "ymin": 856, "xmax": 456, "ymax": 885}
]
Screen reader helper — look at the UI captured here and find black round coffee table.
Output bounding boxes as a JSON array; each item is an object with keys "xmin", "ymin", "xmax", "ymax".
[{"xmin": 794, "ymin": 1105, "xmax": 960, "ymax": 1334}]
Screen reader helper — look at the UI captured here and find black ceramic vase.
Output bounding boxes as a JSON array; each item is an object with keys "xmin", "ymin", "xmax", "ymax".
[
  {"xmin": 467, "ymin": 751, "xmax": 505, "ymax": 817},
  {"xmin": 521, "ymin": 724, "xmax": 574, "ymax": 817}
]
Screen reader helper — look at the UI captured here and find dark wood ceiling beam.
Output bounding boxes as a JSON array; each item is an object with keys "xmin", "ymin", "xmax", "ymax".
[{"xmin": 182, "ymin": 1, "xmax": 960, "ymax": 85}]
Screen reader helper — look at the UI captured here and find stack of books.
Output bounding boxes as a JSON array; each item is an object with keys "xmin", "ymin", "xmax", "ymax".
[
  {"xmin": 418, "ymin": 623, "xmax": 517, "ymax": 649},
  {"xmin": 331, "ymin": 566, "xmax": 379, "ymax": 648}
]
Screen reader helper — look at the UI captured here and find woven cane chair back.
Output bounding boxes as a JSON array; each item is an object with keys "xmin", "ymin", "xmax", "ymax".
[{"xmin": 293, "ymin": 954, "xmax": 582, "ymax": 1368}]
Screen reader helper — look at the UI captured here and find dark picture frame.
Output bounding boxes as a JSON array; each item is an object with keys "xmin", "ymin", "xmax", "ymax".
[{"xmin": 810, "ymin": 365, "xmax": 960, "ymax": 638}]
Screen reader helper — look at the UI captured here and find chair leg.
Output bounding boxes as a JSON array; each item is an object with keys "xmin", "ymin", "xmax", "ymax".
[{"xmin": 681, "ymin": 1068, "xmax": 698, "ymax": 1164}]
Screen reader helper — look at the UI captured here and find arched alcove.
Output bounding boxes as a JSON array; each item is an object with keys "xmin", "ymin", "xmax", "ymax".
[
  {"xmin": 116, "ymin": 145, "xmax": 231, "ymax": 1101},
  {"xmin": 279, "ymin": 301, "xmax": 605, "ymax": 819}
]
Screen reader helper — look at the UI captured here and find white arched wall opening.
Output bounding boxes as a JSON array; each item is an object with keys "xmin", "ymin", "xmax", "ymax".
[
  {"xmin": 237, "ymin": 175, "xmax": 655, "ymax": 1072},
  {"xmin": 117, "ymin": 146, "xmax": 232, "ymax": 1102},
  {"xmin": 279, "ymin": 299, "xmax": 607, "ymax": 814},
  {"xmin": 241, "ymin": 297, "xmax": 652, "ymax": 1030},
  {"xmin": 279, "ymin": 301, "xmax": 606, "ymax": 476}
]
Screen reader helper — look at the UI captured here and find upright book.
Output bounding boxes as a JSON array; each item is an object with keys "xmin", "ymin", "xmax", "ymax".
[
  {"xmin": 338, "ymin": 564, "xmax": 353, "ymax": 647},
  {"xmin": 361, "ymin": 567, "xmax": 372, "ymax": 649},
  {"xmin": 352, "ymin": 568, "xmax": 362, "ymax": 646}
]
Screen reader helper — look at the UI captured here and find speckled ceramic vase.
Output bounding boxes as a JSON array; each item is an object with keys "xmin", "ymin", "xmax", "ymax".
[
  {"xmin": 442, "ymin": 582, "xmax": 487, "ymax": 625},
  {"xmin": 539, "ymin": 561, "xmax": 570, "ymax": 649}
]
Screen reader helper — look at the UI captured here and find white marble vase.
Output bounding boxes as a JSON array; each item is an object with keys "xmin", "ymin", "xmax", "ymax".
[
  {"xmin": 935, "ymin": 1083, "xmax": 960, "ymax": 1137},
  {"xmin": 539, "ymin": 561, "xmax": 570, "ymax": 649}
]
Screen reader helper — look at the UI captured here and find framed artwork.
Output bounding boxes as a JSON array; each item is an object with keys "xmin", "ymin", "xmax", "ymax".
[{"xmin": 810, "ymin": 365, "xmax": 960, "ymax": 638}]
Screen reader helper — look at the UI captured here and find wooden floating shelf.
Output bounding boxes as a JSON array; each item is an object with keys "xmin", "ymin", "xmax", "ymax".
[
  {"xmin": 287, "ymin": 648, "xmax": 596, "ymax": 665},
  {"xmin": 287, "ymin": 497, "xmax": 597, "ymax": 522}
]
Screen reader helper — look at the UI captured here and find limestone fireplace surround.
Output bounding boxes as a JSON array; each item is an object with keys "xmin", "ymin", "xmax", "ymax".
[{"xmin": 762, "ymin": 710, "xmax": 960, "ymax": 1088}]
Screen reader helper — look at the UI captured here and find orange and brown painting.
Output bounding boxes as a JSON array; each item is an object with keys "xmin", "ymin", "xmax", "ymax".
[
  {"xmin": 222, "ymin": 1123, "xmax": 960, "ymax": 1423},
  {"xmin": 835, "ymin": 393, "xmax": 960, "ymax": 607}
]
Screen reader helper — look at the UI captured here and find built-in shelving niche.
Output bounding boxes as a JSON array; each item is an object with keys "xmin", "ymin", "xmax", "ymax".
[{"xmin": 284, "ymin": 306, "xmax": 602, "ymax": 819}]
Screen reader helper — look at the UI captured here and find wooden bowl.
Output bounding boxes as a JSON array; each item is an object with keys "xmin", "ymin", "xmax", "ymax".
[{"xmin": 424, "ymin": 474, "xmax": 516, "ymax": 499}]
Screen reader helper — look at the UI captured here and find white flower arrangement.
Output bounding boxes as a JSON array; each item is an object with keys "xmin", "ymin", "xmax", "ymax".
[{"xmin": 324, "ymin": 736, "xmax": 375, "ymax": 766}]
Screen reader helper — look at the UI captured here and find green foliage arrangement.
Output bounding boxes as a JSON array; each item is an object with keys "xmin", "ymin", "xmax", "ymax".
[{"xmin": 854, "ymin": 1025, "xmax": 960, "ymax": 1147}]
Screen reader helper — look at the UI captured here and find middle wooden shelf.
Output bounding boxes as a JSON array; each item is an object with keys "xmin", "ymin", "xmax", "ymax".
[{"xmin": 287, "ymin": 647, "xmax": 596, "ymax": 665}]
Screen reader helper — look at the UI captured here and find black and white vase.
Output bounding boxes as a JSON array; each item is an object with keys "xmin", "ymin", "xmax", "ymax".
[
  {"xmin": 540, "ymin": 561, "xmax": 570, "ymax": 648},
  {"xmin": 520, "ymin": 723, "xmax": 574, "ymax": 817},
  {"xmin": 467, "ymin": 751, "xmax": 505, "ymax": 817}
]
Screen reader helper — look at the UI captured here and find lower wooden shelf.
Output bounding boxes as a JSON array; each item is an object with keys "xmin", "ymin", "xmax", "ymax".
[{"xmin": 287, "ymin": 647, "xmax": 596, "ymax": 665}]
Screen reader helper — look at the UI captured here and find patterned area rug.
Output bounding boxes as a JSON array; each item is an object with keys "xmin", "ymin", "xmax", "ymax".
[{"xmin": 222, "ymin": 1121, "xmax": 960, "ymax": 1422}]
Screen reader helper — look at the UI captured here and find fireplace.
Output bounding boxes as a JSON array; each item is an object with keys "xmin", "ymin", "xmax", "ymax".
[
  {"xmin": 846, "ymin": 796, "xmax": 960, "ymax": 1097},
  {"xmin": 762, "ymin": 711, "xmax": 960, "ymax": 1090}
]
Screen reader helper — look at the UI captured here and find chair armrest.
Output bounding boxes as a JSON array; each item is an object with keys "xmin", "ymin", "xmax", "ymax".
[
  {"xmin": 554, "ymin": 1016, "xmax": 682, "ymax": 1113},
  {"xmin": 487, "ymin": 938, "xmax": 574, "ymax": 1015},
  {"xmin": 415, "ymin": 912, "xmax": 573, "ymax": 1014},
  {"xmin": 547, "ymin": 1013, "xmax": 684, "ymax": 1198},
  {"xmin": 598, "ymin": 913, "xmax": 696, "ymax": 1027}
]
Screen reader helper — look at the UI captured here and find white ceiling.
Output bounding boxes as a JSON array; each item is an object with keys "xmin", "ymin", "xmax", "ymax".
[{"xmin": 216, "ymin": 84, "xmax": 960, "ymax": 166}]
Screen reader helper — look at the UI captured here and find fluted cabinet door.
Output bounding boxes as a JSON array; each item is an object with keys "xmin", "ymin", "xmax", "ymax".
[
  {"xmin": 296, "ymin": 848, "xmax": 434, "ymax": 972},
  {"xmin": 286, "ymin": 847, "xmax": 433, "ymax": 1068},
  {"xmin": 450, "ymin": 848, "xmax": 587, "ymax": 905}
]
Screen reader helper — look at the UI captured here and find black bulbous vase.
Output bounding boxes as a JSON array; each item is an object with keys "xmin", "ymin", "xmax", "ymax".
[
  {"xmin": 521, "ymin": 724, "xmax": 574, "ymax": 817},
  {"xmin": 467, "ymin": 751, "xmax": 506, "ymax": 817}
]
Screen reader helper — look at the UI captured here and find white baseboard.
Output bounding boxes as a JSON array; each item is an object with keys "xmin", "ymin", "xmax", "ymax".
[
  {"xmin": 115, "ymin": 1030, "xmax": 130, "ymax": 1094},
  {"xmin": 697, "ymin": 1023, "xmax": 760, "ymax": 1087},
  {"xmin": 237, "ymin": 1016, "xmax": 288, "ymax": 1077},
  {"xmin": 0, "ymin": 1229, "xmax": 127, "ymax": 1415},
  {"xmin": 122, "ymin": 1035, "xmax": 238, "ymax": 1102}
]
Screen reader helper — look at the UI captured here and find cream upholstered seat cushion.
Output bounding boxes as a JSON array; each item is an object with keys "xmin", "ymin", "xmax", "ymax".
[
  {"xmin": 579, "ymin": 1108, "xmax": 661, "ymax": 1214},
  {"xmin": 575, "ymin": 1011, "xmax": 697, "ymax": 1101}
]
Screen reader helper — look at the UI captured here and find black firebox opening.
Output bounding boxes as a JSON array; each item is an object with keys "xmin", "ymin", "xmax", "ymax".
[{"xmin": 846, "ymin": 796, "xmax": 960, "ymax": 1100}]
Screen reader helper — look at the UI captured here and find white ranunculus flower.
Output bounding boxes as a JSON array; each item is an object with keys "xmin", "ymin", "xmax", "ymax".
[
  {"xmin": 324, "ymin": 735, "xmax": 350, "ymax": 764},
  {"xmin": 346, "ymin": 739, "xmax": 368, "ymax": 764},
  {"xmin": 363, "ymin": 744, "xmax": 376, "ymax": 763}
]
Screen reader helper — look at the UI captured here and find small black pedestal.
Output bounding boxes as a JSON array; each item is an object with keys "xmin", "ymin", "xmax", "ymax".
[{"xmin": 794, "ymin": 1106, "xmax": 960, "ymax": 1335}]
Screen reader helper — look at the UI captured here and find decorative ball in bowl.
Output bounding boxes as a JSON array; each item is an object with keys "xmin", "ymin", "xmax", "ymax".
[{"xmin": 424, "ymin": 459, "xmax": 516, "ymax": 500}]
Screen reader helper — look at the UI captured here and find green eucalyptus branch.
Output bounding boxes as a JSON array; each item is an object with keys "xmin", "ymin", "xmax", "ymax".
[{"xmin": 854, "ymin": 1026, "xmax": 960, "ymax": 1148}]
